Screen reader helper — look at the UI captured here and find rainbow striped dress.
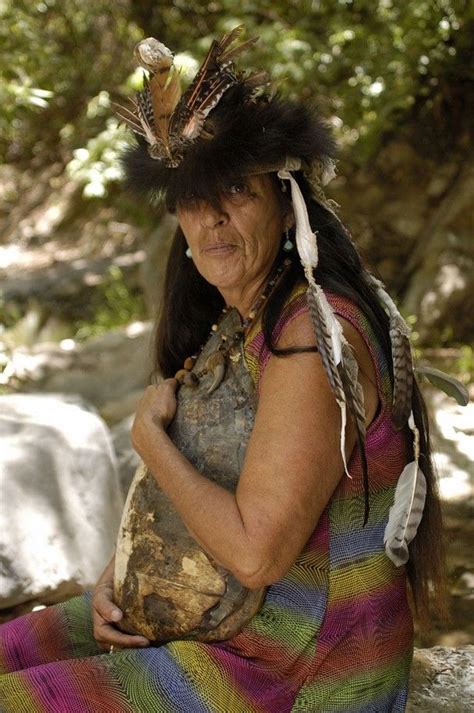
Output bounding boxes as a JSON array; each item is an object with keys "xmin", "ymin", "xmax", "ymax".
[{"xmin": 0, "ymin": 284, "xmax": 414, "ymax": 712}]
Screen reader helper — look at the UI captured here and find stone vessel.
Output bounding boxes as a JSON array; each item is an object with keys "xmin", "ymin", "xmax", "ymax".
[{"xmin": 113, "ymin": 309, "xmax": 265, "ymax": 642}]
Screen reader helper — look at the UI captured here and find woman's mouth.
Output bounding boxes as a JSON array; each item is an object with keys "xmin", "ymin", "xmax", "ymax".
[{"xmin": 203, "ymin": 244, "xmax": 236, "ymax": 255}]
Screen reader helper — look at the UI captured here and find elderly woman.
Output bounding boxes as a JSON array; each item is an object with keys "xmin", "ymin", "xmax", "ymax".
[{"xmin": 0, "ymin": 29, "xmax": 445, "ymax": 713}]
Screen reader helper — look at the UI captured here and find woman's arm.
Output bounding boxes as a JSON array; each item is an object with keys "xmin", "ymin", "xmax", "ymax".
[{"xmin": 131, "ymin": 311, "xmax": 379, "ymax": 590}]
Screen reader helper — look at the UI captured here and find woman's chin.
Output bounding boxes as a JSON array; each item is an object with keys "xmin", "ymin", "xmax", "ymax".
[{"xmin": 198, "ymin": 256, "xmax": 246, "ymax": 291}]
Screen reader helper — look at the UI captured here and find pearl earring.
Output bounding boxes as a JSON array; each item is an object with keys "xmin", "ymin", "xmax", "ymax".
[
  {"xmin": 283, "ymin": 228, "xmax": 294, "ymax": 252},
  {"xmin": 185, "ymin": 246, "xmax": 192, "ymax": 258}
]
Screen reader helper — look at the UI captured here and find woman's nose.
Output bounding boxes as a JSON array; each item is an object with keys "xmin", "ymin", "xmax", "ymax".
[{"xmin": 199, "ymin": 204, "xmax": 229, "ymax": 228}]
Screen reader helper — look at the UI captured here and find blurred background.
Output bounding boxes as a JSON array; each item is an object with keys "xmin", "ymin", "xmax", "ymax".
[{"xmin": 0, "ymin": 0, "xmax": 472, "ymax": 649}]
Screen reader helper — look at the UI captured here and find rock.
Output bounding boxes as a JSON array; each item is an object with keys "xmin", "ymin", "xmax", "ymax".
[
  {"xmin": 100, "ymin": 388, "xmax": 143, "ymax": 426},
  {"xmin": 407, "ymin": 646, "xmax": 474, "ymax": 711},
  {"xmin": 2, "ymin": 321, "xmax": 153, "ymax": 410},
  {"xmin": 0, "ymin": 250, "xmax": 146, "ymax": 328},
  {"xmin": 0, "ymin": 393, "xmax": 124, "ymax": 609}
]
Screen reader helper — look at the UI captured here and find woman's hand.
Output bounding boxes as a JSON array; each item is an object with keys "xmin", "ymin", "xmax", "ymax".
[
  {"xmin": 91, "ymin": 556, "xmax": 150, "ymax": 651},
  {"xmin": 131, "ymin": 379, "xmax": 178, "ymax": 458}
]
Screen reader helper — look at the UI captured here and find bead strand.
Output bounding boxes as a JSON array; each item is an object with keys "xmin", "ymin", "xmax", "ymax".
[{"xmin": 174, "ymin": 258, "xmax": 292, "ymax": 386}]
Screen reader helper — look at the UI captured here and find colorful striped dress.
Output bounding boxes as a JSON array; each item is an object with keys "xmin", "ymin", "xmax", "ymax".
[{"xmin": 0, "ymin": 283, "xmax": 414, "ymax": 712}]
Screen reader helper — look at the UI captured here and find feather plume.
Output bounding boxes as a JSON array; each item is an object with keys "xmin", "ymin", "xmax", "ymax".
[
  {"xmin": 149, "ymin": 69, "xmax": 181, "ymax": 147},
  {"xmin": 219, "ymin": 37, "xmax": 259, "ymax": 64},
  {"xmin": 278, "ymin": 163, "xmax": 370, "ymax": 503},
  {"xmin": 416, "ymin": 365, "xmax": 469, "ymax": 406},
  {"xmin": 112, "ymin": 100, "xmax": 148, "ymax": 138},
  {"xmin": 339, "ymin": 341, "xmax": 369, "ymax": 520},
  {"xmin": 384, "ymin": 413, "xmax": 427, "ymax": 566},
  {"xmin": 216, "ymin": 25, "xmax": 244, "ymax": 54},
  {"xmin": 304, "ymin": 262, "xmax": 372, "ymax": 522},
  {"xmin": 278, "ymin": 168, "xmax": 319, "ymax": 267},
  {"xmin": 339, "ymin": 341, "xmax": 367, "ymax": 444},
  {"xmin": 115, "ymin": 27, "xmax": 263, "ymax": 167},
  {"xmin": 384, "ymin": 461, "xmax": 427, "ymax": 566},
  {"xmin": 306, "ymin": 274, "xmax": 370, "ymax": 510},
  {"xmin": 389, "ymin": 314, "xmax": 413, "ymax": 429},
  {"xmin": 306, "ymin": 280, "xmax": 345, "ymax": 401},
  {"xmin": 367, "ymin": 274, "xmax": 414, "ymax": 429},
  {"xmin": 384, "ymin": 460, "xmax": 427, "ymax": 566}
]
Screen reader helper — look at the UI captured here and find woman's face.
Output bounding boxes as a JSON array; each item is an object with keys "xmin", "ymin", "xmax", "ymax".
[{"xmin": 176, "ymin": 174, "xmax": 290, "ymax": 300}]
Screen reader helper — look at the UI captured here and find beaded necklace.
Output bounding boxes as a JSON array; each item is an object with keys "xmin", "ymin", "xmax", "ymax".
[{"xmin": 174, "ymin": 257, "xmax": 292, "ymax": 392}]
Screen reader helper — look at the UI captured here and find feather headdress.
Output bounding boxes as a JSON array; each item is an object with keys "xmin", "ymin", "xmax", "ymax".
[
  {"xmin": 115, "ymin": 28, "xmax": 338, "ymax": 212},
  {"xmin": 113, "ymin": 27, "xmax": 268, "ymax": 169}
]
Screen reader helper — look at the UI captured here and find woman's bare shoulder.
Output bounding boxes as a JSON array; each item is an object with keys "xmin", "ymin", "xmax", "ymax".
[{"xmin": 275, "ymin": 306, "xmax": 379, "ymax": 427}]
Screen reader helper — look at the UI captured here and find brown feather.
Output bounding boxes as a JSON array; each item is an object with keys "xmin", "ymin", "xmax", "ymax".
[
  {"xmin": 149, "ymin": 69, "xmax": 181, "ymax": 146},
  {"xmin": 183, "ymin": 41, "xmax": 221, "ymax": 111},
  {"xmin": 112, "ymin": 101, "xmax": 148, "ymax": 137},
  {"xmin": 219, "ymin": 37, "xmax": 259, "ymax": 64},
  {"xmin": 306, "ymin": 283, "xmax": 345, "ymax": 403},
  {"xmin": 366, "ymin": 274, "xmax": 414, "ymax": 430},
  {"xmin": 307, "ymin": 282, "xmax": 370, "ymax": 523},
  {"xmin": 216, "ymin": 25, "xmax": 244, "ymax": 54},
  {"xmin": 390, "ymin": 316, "xmax": 414, "ymax": 430},
  {"xmin": 339, "ymin": 342, "xmax": 367, "ymax": 447}
]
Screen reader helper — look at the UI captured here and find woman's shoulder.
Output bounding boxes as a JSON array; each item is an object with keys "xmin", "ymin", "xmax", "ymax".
[{"xmin": 245, "ymin": 279, "xmax": 390, "ymax": 409}]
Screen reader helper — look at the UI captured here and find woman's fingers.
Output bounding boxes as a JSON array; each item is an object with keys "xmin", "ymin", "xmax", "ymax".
[
  {"xmin": 93, "ymin": 583, "xmax": 123, "ymax": 623},
  {"xmin": 133, "ymin": 381, "xmax": 178, "ymax": 438},
  {"xmin": 92, "ymin": 584, "xmax": 150, "ymax": 650},
  {"xmin": 94, "ymin": 619, "xmax": 150, "ymax": 651}
]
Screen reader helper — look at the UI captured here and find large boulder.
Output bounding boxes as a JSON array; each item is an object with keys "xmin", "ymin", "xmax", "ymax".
[
  {"xmin": 2, "ymin": 321, "xmax": 153, "ymax": 411},
  {"xmin": 0, "ymin": 393, "xmax": 124, "ymax": 609},
  {"xmin": 408, "ymin": 645, "xmax": 473, "ymax": 711}
]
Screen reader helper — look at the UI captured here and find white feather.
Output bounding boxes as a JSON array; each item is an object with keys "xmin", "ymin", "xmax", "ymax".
[
  {"xmin": 278, "ymin": 169, "xmax": 318, "ymax": 268},
  {"xmin": 339, "ymin": 401, "xmax": 352, "ymax": 478},
  {"xmin": 384, "ymin": 460, "xmax": 427, "ymax": 566}
]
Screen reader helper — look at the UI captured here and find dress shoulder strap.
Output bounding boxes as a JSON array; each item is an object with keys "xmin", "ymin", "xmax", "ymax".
[{"xmin": 243, "ymin": 281, "xmax": 311, "ymax": 394}]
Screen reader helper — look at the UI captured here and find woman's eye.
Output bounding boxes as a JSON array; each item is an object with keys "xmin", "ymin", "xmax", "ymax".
[{"xmin": 227, "ymin": 182, "xmax": 248, "ymax": 196}]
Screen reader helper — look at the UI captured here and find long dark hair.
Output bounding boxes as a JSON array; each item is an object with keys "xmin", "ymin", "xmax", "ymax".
[{"xmin": 153, "ymin": 173, "xmax": 447, "ymax": 626}]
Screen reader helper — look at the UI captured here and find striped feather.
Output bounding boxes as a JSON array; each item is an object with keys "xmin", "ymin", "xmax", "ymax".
[
  {"xmin": 306, "ymin": 281, "xmax": 345, "ymax": 401},
  {"xmin": 390, "ymin": 315, "xmax": 413, "ymax": 430},
  {"xmin": 366, "ymin": 274, "xmax": 414, "ymax": 430}
]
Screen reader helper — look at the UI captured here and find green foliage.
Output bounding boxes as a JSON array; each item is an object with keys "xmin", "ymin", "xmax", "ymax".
[
  {"xmin": 66, "ymin": 113, "xmax": 128, "ymax": 198},
  {"xmin": 1, "ymin": 0, "xmax": 471, "ymax": 169},
  {"xmin": 454, "ymin": 345, "xmax": 474, "ymax": 382},
  {"xmin": 73, "ymin": 265, "xmax": 146, "ymax": 340},
  {"xmin": 0, "ymin": 0, "xmax": 142, "ymax": 163}
]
